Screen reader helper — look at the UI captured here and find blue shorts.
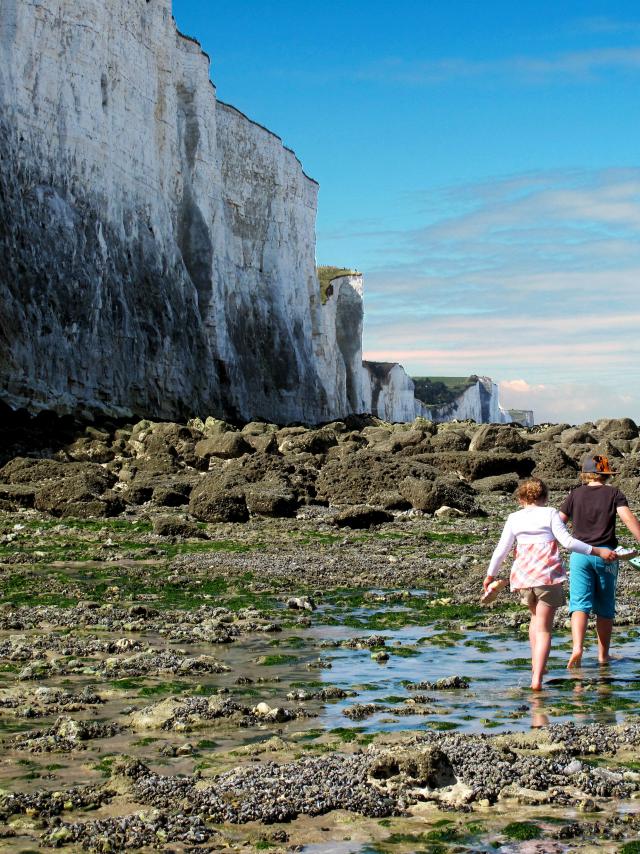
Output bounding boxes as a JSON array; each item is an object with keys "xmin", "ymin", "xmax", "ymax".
[{"xmin": 568, "ymin": 551, "xmax": 619, "ymax": 619}]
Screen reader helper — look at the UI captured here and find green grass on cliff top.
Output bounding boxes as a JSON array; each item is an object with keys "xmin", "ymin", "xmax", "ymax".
[{"xmin": 317, "ymin": 266, "xmax": 358, "ymax": 303}]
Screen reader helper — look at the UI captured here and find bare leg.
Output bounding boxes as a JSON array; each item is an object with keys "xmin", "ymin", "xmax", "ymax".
[
  {"xmin": 528, "ymin": 601, "xmax": 536, "ymax": 661},
  {"xmin": 596, "ymin": 616, "xmax": 614, "ymax": 665},
  {"xmin": 531, "ymin": 602, "xmax": 555, "ymax": 691},
  {"xmin": 568, "ymin": 611, "xmax": 588, "ymax": 669}
]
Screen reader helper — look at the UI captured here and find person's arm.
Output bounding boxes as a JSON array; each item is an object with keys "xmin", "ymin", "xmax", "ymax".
[
  {"xmin": 618, "ymin": 506, "xmax": 640, "ymax": 542},
  {"xmin": 558, "ymin": 511, "xmax": 569, "ymax": 524},
  {"xmin": 483, "ymin": 519, "xmax": 516, "ymax": 590},
  {"xmin": 550, "ymin": 511, "xmax": 616, "ymax": 561},
  {"xmin": 550, "ymin": 510, "xmax": 592, "ymax": 554}
]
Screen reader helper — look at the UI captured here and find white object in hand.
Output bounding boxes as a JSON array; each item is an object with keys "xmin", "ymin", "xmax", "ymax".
[{"xmin": 615, "ymin": 546, "xmax": 637, "ymax": 560}]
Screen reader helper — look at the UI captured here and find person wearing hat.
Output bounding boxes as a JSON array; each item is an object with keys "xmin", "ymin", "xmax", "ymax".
[{"xmin": 559, "ymin": 454, "xmax": 640, "ymax": 668}]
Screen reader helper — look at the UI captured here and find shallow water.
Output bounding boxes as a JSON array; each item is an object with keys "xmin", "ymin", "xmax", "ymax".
[{"xmin": 3, "ymin": 597, "xmax": 640, "ymax": 800}]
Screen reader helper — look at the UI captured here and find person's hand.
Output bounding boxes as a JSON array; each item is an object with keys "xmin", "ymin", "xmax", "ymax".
[
  {"xmin": 595, "ymin": 547, "xmax": 617, "ymax": 562},
  {"xmin": 483, "ymin": 576, "xmax": 493, "ymax": 591}
]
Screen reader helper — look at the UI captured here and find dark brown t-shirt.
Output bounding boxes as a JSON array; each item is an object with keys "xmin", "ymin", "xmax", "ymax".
[{"xmin": 559, "ymin": 484, "xmax": 629, "ymax": 548}]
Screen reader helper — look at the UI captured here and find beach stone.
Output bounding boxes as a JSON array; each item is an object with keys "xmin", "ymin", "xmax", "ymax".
[
  {"xmin": 189, "ymin": 481, "xmax": 249, "ymax": 523},
  {"xmin": 332, "ymin": 505, "xmax": 393, "ymax": 529},
  {"xmin": 434, "ymin": 505, "xmax": 465, "ymax": 519},
  {"xmin": 596, "ymin": 417, "xmax": 639, "ymax": 440},
  {"xmin": 244, "ymin": 484, "xmax": 298, "ymax": 517},
  {"xmin": 498, "ymin": 784, "xmax": 552, "ymax": 804},
  {"xmin": 471, "ymin": 473, "xmax": 519, "ymax": 494},
  {"xmin": 468, "ymin": 424, "xmax": 531, "ymax": 454},
  {"xmin": 369, "ymin": 747, "xmax": 455, "ymax": 788},
  {"xmin": 278, "ymin": 428, "xmax": 338, "ymax": 456},
  {"xmin": 151, "ymin": 516, "xmax": 202, "ymax": 538},
  {"xmin": 400, "ymin": 475, "xmax": 480, "ymax": 516},
  {"xmin": 286, "ymin": 597, "xmax": 316, "ymax": 612},
  {"xmin": 195, "ymin": 433, "xmax": 253, "ymax": 461}
]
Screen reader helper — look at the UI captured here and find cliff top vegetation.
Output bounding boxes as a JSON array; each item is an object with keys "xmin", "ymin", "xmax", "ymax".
[
  {"xmin": 317, "ymin": 266, "xmax": 359, "ymax": 304},
  {"xmin": 412, "ymin": 376, "xmax": 478, "ymax": 406}
]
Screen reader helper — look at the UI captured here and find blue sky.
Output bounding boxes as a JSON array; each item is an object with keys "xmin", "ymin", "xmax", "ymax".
[{"xmin": 172, "ymin": 1, "xmax": 640, "ymax": 423}]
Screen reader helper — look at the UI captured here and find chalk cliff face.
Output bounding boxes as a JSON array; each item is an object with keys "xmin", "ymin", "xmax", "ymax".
[
  {"xmin": 417, "ymin": 376, "xmax": 512, "ymax": 424},
  {"xmin": 0, "ymin": 0, "xmax": 357, "ymax": 423},
  {"xmin": 362, "ymin": 362, "xmax": 417, "ymax": 423}
]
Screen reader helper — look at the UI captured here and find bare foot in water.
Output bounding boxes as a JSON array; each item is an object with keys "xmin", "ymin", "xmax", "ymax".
[
  {"xmin": 599, "ymin": 655, "xmax": 613, "ymax": 666},
  {"xmin": 530, "ymin": 680, "xmax": 543, "ymax": 691},
  {"xmin": 567, "ymin": 649, "xmax": 583, "ymax": 669}
]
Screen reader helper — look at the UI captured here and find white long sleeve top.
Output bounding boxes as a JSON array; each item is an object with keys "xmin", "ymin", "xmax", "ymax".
[{"xmin": 487, "ymin": 505, "xmax": 593, "ymax": 585}]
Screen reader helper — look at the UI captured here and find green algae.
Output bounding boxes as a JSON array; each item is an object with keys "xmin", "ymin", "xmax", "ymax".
[
  {"xmin": 502, "ymin": 821, "xmax": 542, "ymax": 840},
  {"xmin": 257, "ymin": 654, "xmax": 298, "ymax": 666}
]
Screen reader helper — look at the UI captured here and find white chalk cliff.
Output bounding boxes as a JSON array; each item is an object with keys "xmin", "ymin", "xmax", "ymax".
[
  {"xmin": 0, "ymin": 0, "xmax": 365, "ymax": 423},
  {"xmin": 417, "ymin": 376, "xmax": 513, "ymax": 424},
  {"xmin": 0, "ymin": 1, "xmax": 525, "ymax": 427}
]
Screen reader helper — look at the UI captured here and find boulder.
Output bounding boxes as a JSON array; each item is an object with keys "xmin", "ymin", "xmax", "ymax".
[
  {"xmin": 33, "ymin": 466, "xmax": 122, "ymax": 517},
  {"xmin": 195, "ymin": 433, "xmax": 253, "ymax": 461},
  {"xmin": 332, "ymin": 505, "xmax": 394, "ymax": 529},
  {"xmin": 430, "ymin": 429, "xmax": 470, "ymax": 451},
  {"xmin": 189, "ymin": 481, "xmax": 249, "ymax": 523},
  {"xmin": 471, "ymin": 473, "xmax": 519, "ymax": 494},
  {"xmin": 417, "ymin": 451, "xmax": 535, "ymax": 481},
  {"xmin": 244, "ymin": 483, "xmax": 299, "ymax": 517},
  {"xmin": 278, "ymin": 428, "xmax": 338, "ymax": 456},
  {"xmin": 400, "ymin": 475, "xmax": 482, "ymax": 515},
  {"xmin": 369, "ymin": 747, "xmax": 455, "ymax": 788},
  {"xmin": 468, "ymin": 424, "xmax": 531, "ymax": 454},
  {"xmin": 531, "ymin": 443, "xmax": 578, "ymax": 480},
  {"xmin": 151, "ymin": 516, "xmax": 203, "ymax": 538},
  {"xmin": 315, "ymin": 452, "xmax": 438, "ymax": 505},
  {"xmin": 0, "ymin": 483, "xmax": 36, "ymax": 508},
  {"xmin": 596, "ymin": 418, "xmax": 639, "ymax": 440},
  {"xmin": 559, "ymin": 427, "xmax": 597, "ymax": 446}
]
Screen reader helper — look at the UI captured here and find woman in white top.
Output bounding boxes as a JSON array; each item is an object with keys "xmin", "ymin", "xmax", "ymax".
[{"xmin": 483, "ymin": 478, "xmax": 616, "ymax": 690}]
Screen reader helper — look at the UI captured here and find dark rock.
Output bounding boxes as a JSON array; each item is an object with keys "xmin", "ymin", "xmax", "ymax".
[
  {"xmin": 316, "ymin": 451, "xmax": 438, "ymax": 505},
  {"xmin": 195, "ymin": 433, "xmax": 253, "ymax": 461},
  {"xmin": 417, "ymin": 451, "xmax": 535, "ymax": 481},
  {"xmin": 189, "ymin": 480, "xmax": 249, "ymax": 522},
  {"xmin": 369, "ymin": 746, "xmax": 455, "ymax": 788},
  {"xmin": 560, "ymin": 427, "xmax": 597, "ymax": 446},
  {"xmin": 33, "ymin": 466, "xmax": 121, "ymax": 517},
  {"xmin": 531, "ymin": 443, "xmax": 578, "ymax": 480},
  {"xmin": 0, "ymin": 483, "xmax": 36, "ymax": 508},
  {"xmin": 244, "ymin": 484, "xmax": 299, "ymax": 517},
  {"xmin": 278, "ymin": 428, "xmax": 338, "ymax": 456},
  {"xmin": 151, "ymin": 516, "xmax": 202, "ymax": 538},
  {"xmin": 596, "ymin": 418, "xmax": 639, "ymax": 440},
  {"xmin": 468, "ymin": 424, "xmax": 531, "ymax": 454},
  {"xmin": 430, "ymin": 429, "xmax": 471, "ymax": 451},
  {"xmin": 472, "ymin": 473, "xmax": 519, "ymax": 494},
  {"xmin": 332, "ymin": 505, "xmax": 394, "ymax": 529},
  {"xmin": 400, "ymin": 475, "xmax": 481, "ymax": 515}
]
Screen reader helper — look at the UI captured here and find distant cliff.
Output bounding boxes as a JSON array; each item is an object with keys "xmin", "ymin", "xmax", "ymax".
[{"xmin": 0, "ymin": 0, "xmax": 363, "ymax": 423}]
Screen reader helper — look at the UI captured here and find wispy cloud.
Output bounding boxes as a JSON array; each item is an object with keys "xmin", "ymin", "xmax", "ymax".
[
  {"xmin": 352, "ymin": 46, "xmax": 640, "ymax": 87},
  {"xmin": 570, "ymin": 16, "xmax": 640, "ymax": 36},
  {"xmin": 350, "ymin": 167, "xmax": 640, "ymax": 422}
]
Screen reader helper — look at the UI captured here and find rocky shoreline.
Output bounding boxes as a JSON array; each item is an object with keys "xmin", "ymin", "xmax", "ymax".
[{"xmin": 1, "ymin": 411, "xmax": 640, "ymax": 852}]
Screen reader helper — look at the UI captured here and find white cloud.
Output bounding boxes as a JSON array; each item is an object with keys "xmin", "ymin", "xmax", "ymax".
[
  {"xmin": 352, "ymin": 167, "xmax": 640, "ymax": 423},
  {"xmin": 353, "ymin": 47, "xmax": 640, "ymax": 87}
]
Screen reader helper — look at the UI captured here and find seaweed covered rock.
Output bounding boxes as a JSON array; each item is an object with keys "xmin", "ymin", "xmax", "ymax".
[
  {"xmin": 468, "ymin": 424, "xmax": 531, "ymax": 454},
  {"xmin": 332, "ymin": 505, "xmax": 394, "ymax": 529},
  {"xmin": 315, "ymin": 451, "xmax": 438, "ymax": 505},
  {"xmin": 400, "ymin": 475, "xmax": 482, "ymax": 515},
  {"xmin": 188, "ymin": 480, "xmax": 249, "ymax": 523}
]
